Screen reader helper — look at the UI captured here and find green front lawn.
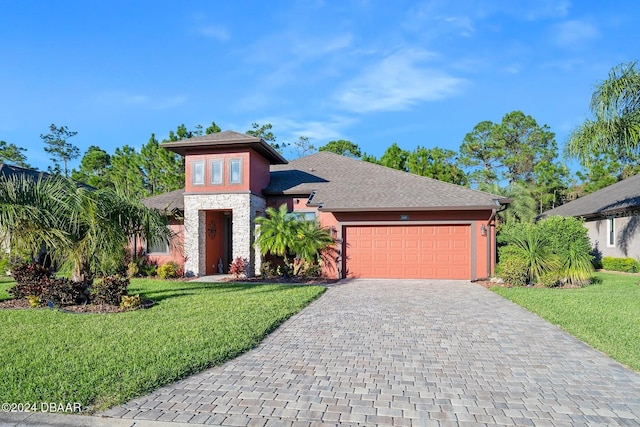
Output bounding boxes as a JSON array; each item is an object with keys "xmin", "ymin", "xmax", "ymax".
[
  {"xmin": 492, "ymin": 272, "xmax": 640, "ymax": 371},
  {"xmin": 0, "ymin": 279, "xmax": 325, "ymax": 412}
]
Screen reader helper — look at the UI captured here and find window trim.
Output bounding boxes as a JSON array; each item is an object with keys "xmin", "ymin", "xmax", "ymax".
[
  {"xmin": 210, "ymin": 159, "xmax": 223, "ymax": 185},
  {"xmin": 229, "ymin": 158, "xmax": 242, "ymax": 184},
  {"xmin": 146, "ymin": 237, "xmax": 170, "ymax": 255},
  {"xmin": 607, "ymin": 217, "xmax": 615, "ymax": 247},
  {"xmin": 192, "ymin": 160, "xmax": 205, "ymax": 186}
]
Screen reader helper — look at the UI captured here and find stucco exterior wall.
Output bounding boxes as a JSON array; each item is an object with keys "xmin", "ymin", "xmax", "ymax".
[
  {"xmin": 586, "ymin": 215, "xmax": 640, "ymax": 259},
  {"xmin": 184, "ymin": 193, "xmax": 266, "ymax": 277}
]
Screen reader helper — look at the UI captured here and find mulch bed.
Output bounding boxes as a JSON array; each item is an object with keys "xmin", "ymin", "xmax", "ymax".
[{"xmin": 0, "ymin": 298, "xmax": 154, "ymax": 313}]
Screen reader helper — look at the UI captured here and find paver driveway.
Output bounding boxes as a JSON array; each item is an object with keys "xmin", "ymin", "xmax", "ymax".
[{"xmin": 101, "ymin": 280, "xmax": 640, "ymax": 426}]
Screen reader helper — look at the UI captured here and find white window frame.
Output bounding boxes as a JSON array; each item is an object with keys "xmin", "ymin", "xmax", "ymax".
[
  {"xmin": 607, "ymin": 217, "xmax": 616, "ymax": 247},
  {"xmin": 192, "ymin": 160, "xmax": 205, "ymax": 186},
  {"xmin": 146, "ymin": 237, "xmax": 170, "ymax": 255},
  {"xmin": 229, "ymin": 159, "xmax": 242, "ymax": 184},
  {"xmin": 210, "ymin": 159, "xmax": 223, "ymax": 185}
]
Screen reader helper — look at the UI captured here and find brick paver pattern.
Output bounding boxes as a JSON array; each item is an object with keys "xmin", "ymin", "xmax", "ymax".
[{"xmin": 101, "ymin": 280, "xmax": 640, "ymax": 426}]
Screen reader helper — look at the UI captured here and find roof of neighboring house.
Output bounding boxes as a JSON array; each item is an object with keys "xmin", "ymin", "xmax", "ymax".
[
  {"xmin": 265, "ymin": 152, "xmax": 507, "ymax": 211},
  {"xmin": 160, "ymin": 130, "xmax": 288, "ymax": 165},
  {"xmin": 0, "ymin": 163, "xmax": 46, "ymax": 180},
  {"xmin": 141, "ymin": 189, "xmax": 185, "ymax": 214},
  {"xmin": 541, "ymin": 173, "xmax": 640, "ymax": 219}
]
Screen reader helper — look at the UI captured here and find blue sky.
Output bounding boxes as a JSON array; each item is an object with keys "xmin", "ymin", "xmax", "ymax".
[{"xmin": 1, "ymin": 0, "xmax": 638, "ymax": 174}]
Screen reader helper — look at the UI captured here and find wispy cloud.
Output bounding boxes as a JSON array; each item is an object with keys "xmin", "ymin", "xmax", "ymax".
[
  {"xmin": 335, "ymin": 49, "xmax": 466, "ymax": 113},
  {"xmin": 264, "ymin": 116, "xmax": 356, "ymax": 142},
  {"xmin": 196, "ymin": 25, "xmax": 230, "ymax": 42},
  {"xmin": 92, "ymin": 91, "xmax": 187, "ymax": 110},
  {"xmin": 552, "ymin": 20, "xmax": 599, "ymax": 48}
]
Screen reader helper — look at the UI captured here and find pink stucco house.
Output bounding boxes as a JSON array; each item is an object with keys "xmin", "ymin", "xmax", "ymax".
[{"xmin": 143, "ymin": 131, "xmax": 508, "ymax": 280}]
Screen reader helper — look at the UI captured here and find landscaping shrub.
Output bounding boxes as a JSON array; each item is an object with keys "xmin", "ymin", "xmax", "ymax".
[
  {"xmin": 8, "ymin": 261, "xmax": 51, "ymax": 299},
  {"xmin": 120, "ymin": 294, "xmax": 141, "ymax": 310},
  {"xmin": 229, "ymin": 257, "xmax": 248, "ymax": 278},
  {"xmin": 157, "ymin": 261, "xmax": 180, "ymax": 279},
  {"xmin": 91, "ymin": 275, "xmax": 129, "ymax": 305},
  {"xmin": 40, "ymin": 276, "xmax": 88, "ymax": 306},
  {"xmin": 8, "ymin": 261, "xmax": 89, "ymax": 305},
  {"xmin": 496, "ymin": 255, "xmax": 528, "ymax": 286},
  {"xmin": 126, "ymin": 262, "xmax": 139, "ymax": 278},
  {"xmin": 497, "ymin": 217, "xmax": 594, "ymax": 286},
  {"xmin": 602, "ymin": 256, "xmax": 640, "ymax": 273}
]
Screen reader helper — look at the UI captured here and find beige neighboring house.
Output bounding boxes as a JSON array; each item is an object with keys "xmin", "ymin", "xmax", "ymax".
[{"xmin": 541, "ymin": 173, "xmax": 640, "ymax": 259}]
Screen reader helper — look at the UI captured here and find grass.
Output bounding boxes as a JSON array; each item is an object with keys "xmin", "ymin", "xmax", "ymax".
[
  {"xmin": 492, "ymin": 272, "xmax": 640, "ymax": 371},
  {"xmin": 0, "ymin": 278, "xmax": 325, "ymax": 412}
]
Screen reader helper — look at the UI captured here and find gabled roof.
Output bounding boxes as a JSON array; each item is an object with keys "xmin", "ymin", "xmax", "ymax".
[
  {"xmin": 265, "ymin": 152, "xmax": 507, "ymax": 211},
  {"xmin": 160, "ymin": 130, "xmax": 288, "ymax": 165},
  {"xmin": 0, "ymin": 163, "xmax": 46, "ymax": 180},
  {"xmin": 141, "ymin": 189, "xmax": 184, "ymax": 214},
  {"xmin": 541, "ymin": 173, "xmax": 640, "ymax": 219}
]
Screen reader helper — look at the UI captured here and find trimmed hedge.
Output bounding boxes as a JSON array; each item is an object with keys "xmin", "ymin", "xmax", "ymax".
[{"xmin": 601, "ymin": 257, "xmax": 640, "ymax": 273}]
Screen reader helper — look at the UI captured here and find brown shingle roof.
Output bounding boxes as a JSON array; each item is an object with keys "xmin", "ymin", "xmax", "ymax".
[
  {"xmin": 265, "ymin": 152, "xmax": 506, "ymax": 211},
  {"xmin": 142, "ymin": 189, "xmax": 184, "ymax": 214},
  {"xmin": 160, "ymin": 130, "xmax": 287, "ymax": 164},
  {"xmin": 541, "ymin": 173, "xmax": 640, "ymax": 219}
]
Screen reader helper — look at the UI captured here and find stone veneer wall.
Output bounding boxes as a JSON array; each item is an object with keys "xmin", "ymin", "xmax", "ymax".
[{"xmin": 183, "ymin": 193, "xmax": 266, "ymax": 277}]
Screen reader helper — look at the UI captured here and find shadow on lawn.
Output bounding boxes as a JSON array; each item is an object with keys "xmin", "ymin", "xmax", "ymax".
[{"xmin": 139, "ymin": 282, "xmax": 303, "ymax": 304}]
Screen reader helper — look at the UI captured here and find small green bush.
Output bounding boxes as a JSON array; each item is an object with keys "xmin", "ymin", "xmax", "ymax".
[
  {"xmin": 497, "ymin": 256, "xmax": 529, "ymax": 286},
  {"xmin": 120, "ymin": 294, "xmax": 141, "ymax": 310},
  {"xmin": 126, "ymin": 262, "xmax": 139, "ymax": 278},
  {"xmin": 537, "ymin": 271, "xmax": 560, "ymax": 288},
  {"xmin": 91, "ymin": 275, "xmax": 129, "ymax": 305},
  {"xmin": 601, "ymin": 257, "xmax": 640, "ymax": 273},
  {"xmin": 157, "ymin": 261, "xmax": 180, "ymax": 279}
]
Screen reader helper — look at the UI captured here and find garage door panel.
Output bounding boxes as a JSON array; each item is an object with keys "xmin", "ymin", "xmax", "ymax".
[{"xmin": 345, "ymin": 225, "xmax": 470, "ymax": 279}]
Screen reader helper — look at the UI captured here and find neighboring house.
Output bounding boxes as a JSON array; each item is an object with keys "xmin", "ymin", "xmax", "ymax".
[
  {"xmin": 143, "ymin": 130, "xmax": 509, "ymax": 280},
  {"xmin": 540, "ymin": 173, "xmax": 640, "ymax": 259},
  {"xmin": 0, "ymin": 163, "xmax": 49, "ymax": 256}
]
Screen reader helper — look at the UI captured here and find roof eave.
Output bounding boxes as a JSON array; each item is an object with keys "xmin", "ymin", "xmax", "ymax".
[{"xmin": 319, "ymin": 205, "xmax": 501, "ymax": 213}]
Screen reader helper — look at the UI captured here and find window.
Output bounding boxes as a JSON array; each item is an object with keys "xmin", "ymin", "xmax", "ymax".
[
  {"xmin": 290, "ymin": 211, "xmax": 317, "ymax": 221},
  {"xmin": 607, "ymin": 217, "xmax": 615, "ymax": 247},
  {"xmin": 229, "ymin": 159, "xmax": 242, "ymax": 184},
  {"xmin": 192, "ymin": 160, "xmax": 205, "ymax": 185},
  {"xmin": 147, "ymin": 237, "xmax": 169, "ymax": 254},
  {"xmin": 210, "ymin": 160, "xmax": 223, "ymax": 185}
]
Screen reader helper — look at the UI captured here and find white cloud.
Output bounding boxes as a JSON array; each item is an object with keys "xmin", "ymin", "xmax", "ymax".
[
  {"xmin": 552, "ymin": 20, "xmax": 599, "ymax": 48},
  {"xmin": 254, "ymin": 116, "xmax": 356, "ymax": 143},
  {"xmin": 197, "ymin": 25, "xmax": 230, "ymax": 42},
  {"xmin": 335, "ymin": 49, "xmax": 466, "ymax": 113}
]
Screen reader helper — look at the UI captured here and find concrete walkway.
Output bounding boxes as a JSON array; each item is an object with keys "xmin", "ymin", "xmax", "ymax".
[{"xmin": 10, "ymin": 279, "xmax": 640, "ymax": 426}]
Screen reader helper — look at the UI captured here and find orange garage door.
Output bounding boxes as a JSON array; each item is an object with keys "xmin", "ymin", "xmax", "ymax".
[{"xmin": 344, "ymin": 225, "xmax": 471, "ymax": 279}]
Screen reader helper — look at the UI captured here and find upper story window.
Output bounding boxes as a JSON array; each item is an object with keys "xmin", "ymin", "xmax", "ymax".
[
  {"xmin": 229, "ymin": 159, "xmax": 242, "ymax": 184},
  {"xmin": 607, "ymin": 217, "xmax": 615, "ymax": 247},
  {"xmin": 210, "ymin": 160, "xmax": 223, "ymax": 185},
  {"xmin": 192, "ymin": 160, "xmax": 205, "ymax": 186}
]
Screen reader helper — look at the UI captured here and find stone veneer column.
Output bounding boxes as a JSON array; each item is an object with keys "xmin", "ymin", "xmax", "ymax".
[{"xmin": 183, "ymin": 193, "xmax": 265, "ymax": 277}]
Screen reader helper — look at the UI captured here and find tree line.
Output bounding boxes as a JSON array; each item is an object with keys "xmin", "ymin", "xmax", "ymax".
[{"xmin": 2, "ymin": 61, "xmax": 638, "ymax": 220}]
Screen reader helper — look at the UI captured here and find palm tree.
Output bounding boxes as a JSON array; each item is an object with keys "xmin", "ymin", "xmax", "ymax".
[
  {"xmin": 255, "ymin": 204, "xmax": 297, "ymax": 261},
  {"xmin": 504, "ymin": 224, "xmax": 560, "ymax": 284},
  {"xmin": 291, "ymin": 220, "xmax": 335, "ymax": 263},
  {"xmin": 566, "ymin": 61, "xmax": 640, "ymax": 162},
  {"xmin": 255, "ymin": 204, "xmax": 334, "ymax": 274},
  {"xmin": 0, "ymin": 174, "xmax": 171, "ymax": 282}
]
